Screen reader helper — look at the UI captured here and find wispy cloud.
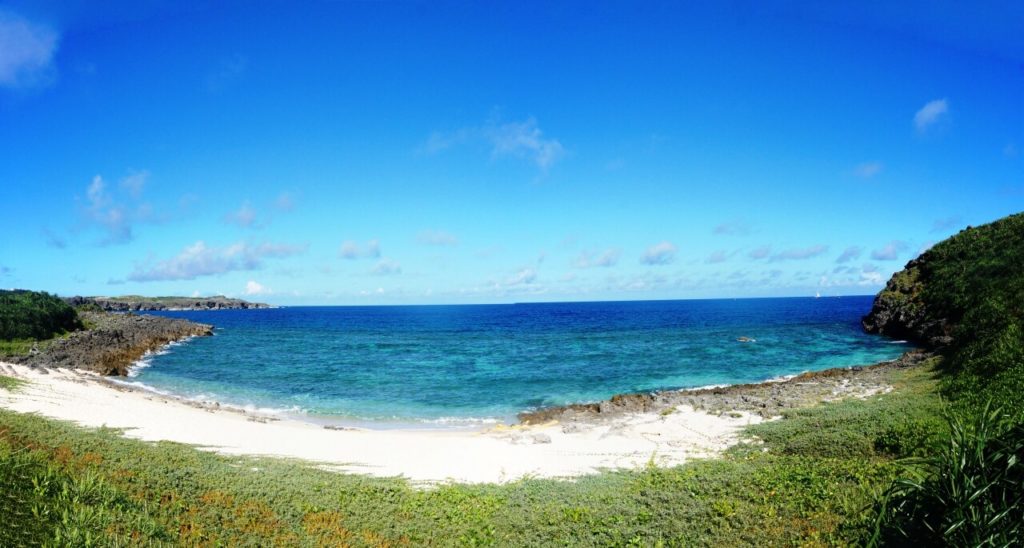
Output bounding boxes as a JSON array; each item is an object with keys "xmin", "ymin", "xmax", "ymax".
[
  {"xmin": 422, "ymin": 116, "xmax": 565, "ymax": 170},
  {"xmin": 274, "ymin": 192, "xmax": 295, "ymax": 211},
  {"xmin": 712, "ymin": 220, "xmax": 751, "ymax": 236},
  {"xmin": 748, "ymin": 246, "xmax": 772, "ymax": 260},
  {"xmin": 417, "ymin": 229, "xmax": 458, "ymax": 246},
  {"xmin": 705, "ymin": 250, "xmax": 731, "ymax": 264},
  {"xmin": 506, "ymin": 268, "xmax": 537, "ymax": 286},
  {"xmin": 771, "ymin": 245, "xmax": 828, "ymax": 262},
  {"xmin": 224, "ymin": 201, "xmax": 260, "ymax": 228},
  {"xmin": 42, "ymin": 227, "xmax": 67, "ymax": 249},
  {"xmin": 931, "ymin": 216, "xmax": 962, "ymax": 232},
  {"xmin": 573, "ymin": 248, "xmax": 621, "ymax": 268},
  {"xmin": 853, "ymin": 162, "xmax": 884, "ymax": 178},
  {"xmin": 0, "ymin": 9, "xmax": 57, "ymax": 89},
  {"xmin": 128, "ymin": 240, "xmax": 306, "ymax": 282},
  {"xmin": 871, "ymin": 241, "xmax": 908, "ymax": 261},
  {"xmin": 914, "ymin": 98, "xmax": 949, "ymax": 133},
  {"xmin": 339, "ymin": 239, "xmax": 381, "ymax": 260},
  {"xmin": 371, "ymin": 258, "xmax": 402, "ymax": 276},
  {"xmin": 835, "ymin": 246, "xmax": 862, "ymax": 263},
  {"xmin": 206, "ymin": 54, "xmax": 247, "ymax": 92},
  {"xmin": 640, "ymin": 241, "xmax": 677, "ymax": 265},
  {"xmin": 80, "ymin": 173, "xmax": 159, "ymax": 245}
]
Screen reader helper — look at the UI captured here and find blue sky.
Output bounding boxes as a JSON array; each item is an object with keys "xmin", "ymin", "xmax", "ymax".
[{"xmin": 1, "ymin": 1, "xmax": 1022, "ymax": 305}]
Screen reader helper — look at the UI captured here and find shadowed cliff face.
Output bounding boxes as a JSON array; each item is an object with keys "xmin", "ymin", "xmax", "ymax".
[
  {"xmin": 861, "ymin": 257, "xmax": 953, "ymax": 349},
  {"xmin": 13, "ymin": 311, "xmax": 213, "ymax": 376}
]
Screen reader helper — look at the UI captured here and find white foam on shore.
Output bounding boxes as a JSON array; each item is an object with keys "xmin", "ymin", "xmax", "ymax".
[
  {"xmin": 125, "ymin": 336, "xmax": 196, "ymax": 377},
  {"xmin": 106, "ymin": 377, "xmax": 307, "ymax": 418}
]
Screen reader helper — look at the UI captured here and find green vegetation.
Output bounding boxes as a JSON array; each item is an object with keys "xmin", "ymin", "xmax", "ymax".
[
  {"xmin": 0, "ymin": 290, "xmax": 82, "ymax": 343},
  {"xmin": 0, "ymin": 363, "xmax": 940, "ymax": 546},
  {"xmin": 875, "ymin": 405, "xmax": 1023, "ymax": 546},
  {"xmin": 0, "ymin": 375, "xmax": 25, "ymax": 391},
  {"xmin": 867, "ymin": 213, "xmax": 1024, "ymax": 544}
]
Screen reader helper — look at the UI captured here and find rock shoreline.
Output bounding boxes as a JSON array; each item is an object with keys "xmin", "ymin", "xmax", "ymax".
[
  {"xmin": 518, "ymin": 349, "xmax": 932, "ymax": 425},
  {"xmin": 13, "ymin": 311, "xmax": 213, "ymax": 376}
]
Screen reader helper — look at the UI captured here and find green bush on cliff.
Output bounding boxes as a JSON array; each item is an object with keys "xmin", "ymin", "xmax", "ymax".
[
  {"xmin": 922, "ymin": 213, "xmax": 1024, "ymax": 418},
  {"xmin": 0, "ymin": 290, "xmax": 83, "ymax": 342},
  {"xmin": 870, "ymin": 212, "xmax": 1024, "ymax": 544}
]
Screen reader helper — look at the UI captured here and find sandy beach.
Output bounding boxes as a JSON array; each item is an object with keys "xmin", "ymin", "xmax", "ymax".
[{"xmin": 0, "ymin": 362, "xmax": 764, "ymax": 484}]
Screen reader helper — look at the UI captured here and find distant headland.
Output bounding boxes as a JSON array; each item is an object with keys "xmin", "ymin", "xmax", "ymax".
[{"xmin": 64, "ymin": 295, "xmax": 271, "ymax": 312}]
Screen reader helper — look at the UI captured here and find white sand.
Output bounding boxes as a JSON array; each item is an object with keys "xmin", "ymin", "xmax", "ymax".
[{"xmin": 0, "ymin": 363, "xmax": 761, "ymax": 484}]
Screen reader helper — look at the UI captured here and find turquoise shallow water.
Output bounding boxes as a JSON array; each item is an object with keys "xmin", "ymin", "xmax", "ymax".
[{"xmin": 128, "ymin": 297, "xmax": 908, "ymax": 427}]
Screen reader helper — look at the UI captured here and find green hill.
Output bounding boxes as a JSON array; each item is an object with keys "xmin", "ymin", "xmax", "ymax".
[
  {"xmin": 0, "ymin": 290, "xmax": 83, "ymax": 342},
  {"xmin": 863, "ymin": 212, "xmax": 1024, "ymax": 418}
]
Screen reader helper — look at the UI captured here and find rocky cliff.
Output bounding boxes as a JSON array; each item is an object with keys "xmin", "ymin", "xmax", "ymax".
[
  {"xmin": 861, "ymin": 212, "xmax": 1024, "ymax": 350},
  {"xmin": 860, "ymin": 256, "xmax": 952, "ymax": 348},
  {"xmin": 66, "ymin": 295, "xmax": 270, "ymax": 311},
  {"xmin": 14, "ymin": 311, "xmax": 213, "ymax": 376}
]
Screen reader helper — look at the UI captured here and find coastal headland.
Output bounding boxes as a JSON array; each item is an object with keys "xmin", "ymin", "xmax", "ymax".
[{"xmin": 65, "ymin": 295, "xmax": 270, "ymax": 312}]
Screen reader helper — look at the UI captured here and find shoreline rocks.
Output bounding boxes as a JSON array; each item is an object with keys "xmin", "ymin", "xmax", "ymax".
[
  {"xmin": 518, "ymin": 350, "xmax": 932, "ymax": 425},
  {"xmin": 13, "ymin": 311, "xmax": 213, "ymax": 376}
]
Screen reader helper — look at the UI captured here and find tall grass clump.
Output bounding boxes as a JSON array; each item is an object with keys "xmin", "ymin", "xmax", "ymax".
[{"xmin": 874, "ymin": 404, "xmax": 1024, "ymax": 546}]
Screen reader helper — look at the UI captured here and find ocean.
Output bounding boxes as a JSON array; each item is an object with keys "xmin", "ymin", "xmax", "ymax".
[{"xmin": 127, "ymin": 296, "xmax": 908, "ymax": 427}]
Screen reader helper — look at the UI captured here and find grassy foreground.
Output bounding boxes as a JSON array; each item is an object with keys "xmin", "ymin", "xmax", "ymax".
[{"xmin": 0, "ymin": 364, "xmax": 943, "ymax": 546}]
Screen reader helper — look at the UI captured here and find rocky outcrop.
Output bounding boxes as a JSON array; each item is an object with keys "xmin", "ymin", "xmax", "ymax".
[
  {"xmin": 518, "ymin": 350, "xmax": 932, "ymax": 424},
  {"xmin": 13, "ymin": 311, "xmax": 213, "ymax": 376},
  {"xmin": 860, "ymin": 257, "xmax": 953, "ymax": 348},
  {"xmin": 65, "ymin": 295, "xmax": 270, "ymax": 312}
]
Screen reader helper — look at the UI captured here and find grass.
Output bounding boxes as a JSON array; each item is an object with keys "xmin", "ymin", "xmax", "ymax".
[
  {"xmin": 0, "ymin": 375, "xmax": 26, "ymax": 392},
  {"xmin": 0, "ymin": 361, "xmax": 943, "ymax": 546}
]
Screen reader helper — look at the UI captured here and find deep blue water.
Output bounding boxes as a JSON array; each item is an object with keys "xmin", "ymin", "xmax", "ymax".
[{"xmin": 130, "ymin": 297, "xmax": 908, "ymax": 426}]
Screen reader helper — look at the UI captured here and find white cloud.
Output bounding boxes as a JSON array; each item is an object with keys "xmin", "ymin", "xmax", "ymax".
[
  {"xmin": 339, "ymin": 239, "xmax": 381, "ymax": 259},
  {"xmin": 244, "ymin": 280, "xmax": 271, "ymax": 296},
  {"xmin": 914, "ymin": 98, "xmax": 949, "ymax": 133},
  {"xmin": 871, "ymin": 241, "xmax": 909, "ymax": 261},
  {"xmin": 573, "ymin": 248, "xmax": 621, "ymax": 268},
  {"xmin": 371, "ymin": 258, "xmax": 402, "ymax": 276},
  {"xmin": 486, "ymin": 118, "xmax": 564, "ymax": 169},
  {"xmin": 128, "ymin": 240, "xmax": 306, "ymax": 281},
  {"xmin": 835, "ymin": 246, "xmax": 862, "ymax": 263},
  {"xmin": 224, "ymin": 201, "xmax": 259, "ymax": 228},
  {"xmin": 853, "ymin": 162, "xmax": 884, "ymax": 178},
  {"xmin": 640, "ymin": 241, "xmax": 677, "ymax": 265},
  {"xmin": 771, "ymin": 245, "xmax": 828, "ymax": 262},
  {"xmin": 0, "ymin": 10, "xmax": 57, "ymax": 89},
  {"xmin": 422, "ymin": 117, "xmax": 565, "ymax": 170},
  {"xmin": 417, "ymin": 229, "xmax": 458, "ymax": 246}
]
